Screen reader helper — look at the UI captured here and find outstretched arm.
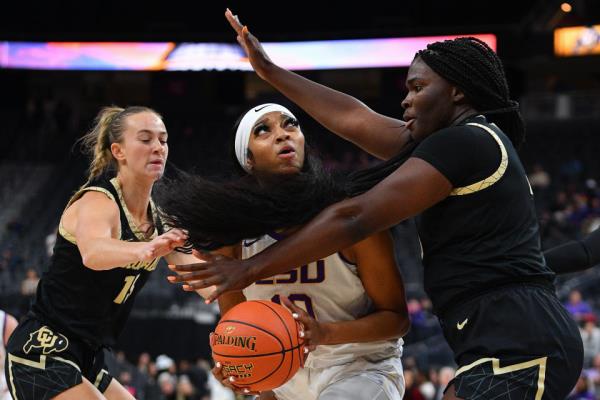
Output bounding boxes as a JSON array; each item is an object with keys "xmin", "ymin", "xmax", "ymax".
[
  {"xmin": 74, "ymin": 192, "xmax": 186, "ymax": 270},
  {"xmin": 173, "ymin": 157, "xmax": 451, "ymax": 301},
  {"xmin": 225, "ymin": 9, "xmax": 411, "ymax": 160},
  {"xmin": 544, "ymin": 228, "xmax": 600, "ymax": 274}
]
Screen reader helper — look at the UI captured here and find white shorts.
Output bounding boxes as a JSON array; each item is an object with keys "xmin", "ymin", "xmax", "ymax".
[{"xmin": 273, "ymin": 356, "xmax": 404, "ymax": 400}]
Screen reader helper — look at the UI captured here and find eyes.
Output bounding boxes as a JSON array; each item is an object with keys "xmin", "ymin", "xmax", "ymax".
[
  {"xmin": 253, "ymin": 117, "xmax": 299, "ymax": 136},
  {"xmin": 140, "ymin": 136, "xmax": 168, "ymax": 144}
]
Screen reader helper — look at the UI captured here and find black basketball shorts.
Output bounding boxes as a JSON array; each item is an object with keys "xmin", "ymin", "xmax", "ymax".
[
  {"xmin": 439, "ymin": 283, "xmax": 583, "ymax": 400},
  {"xmin": 4, "ymin": 316, "xmax": 113, "ymax": 400}
]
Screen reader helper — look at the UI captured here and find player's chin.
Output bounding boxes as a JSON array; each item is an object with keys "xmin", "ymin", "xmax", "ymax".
[
  {"xmin": 276, "ymin": 165, "xmax": 302, "ymax": 175},
  {"xmin": 147, "ymin": 169, "xmax": 165, "ymax": 181}
]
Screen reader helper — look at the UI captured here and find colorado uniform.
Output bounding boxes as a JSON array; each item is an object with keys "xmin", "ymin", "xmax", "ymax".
[
  {"xmin": 5, "ymin": 177, "xmax": 163, "ymax": 400},
  {"xmin": 242, "ymin": 232, "xmax": 404, "ymax": 400}
]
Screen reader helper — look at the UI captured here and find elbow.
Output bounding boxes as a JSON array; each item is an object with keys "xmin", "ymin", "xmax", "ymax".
[
  {"xmin": 399, "ymin": 317, "xmax": 411, "ymax": 338},
  {"xmin": 392, "ymin": 308, "xmax": 411, "ymax": 338},
  {"xmin": 81, "ymin": 252, "xmax": 103, "ymax": 270}
]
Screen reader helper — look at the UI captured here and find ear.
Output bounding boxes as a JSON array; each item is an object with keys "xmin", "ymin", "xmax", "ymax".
[
  {"xmin": 246, "ymin": 150, "xmax": 255, "ymax": 172},
  {"xmin": 111, "ymin": 142, "xmax": 126, "ymax": 161},
  {"xmin": 451, "ymin": 86, "xmax": 466, "ymax": 103}
]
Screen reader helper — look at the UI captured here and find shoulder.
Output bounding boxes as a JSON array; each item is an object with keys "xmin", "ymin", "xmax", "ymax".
[
  {"xmin": 77, "ymin": 190, "xmax": 119, "ymax": 214},
  {"xmin": 345, "ymin": 229, "xmax": 394, "ymax": 263},
  {"xmin": 416, "ymin": 124, "xmax": 488, "ymax": 150}
]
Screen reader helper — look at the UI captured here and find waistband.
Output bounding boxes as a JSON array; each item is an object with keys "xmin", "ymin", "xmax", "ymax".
[{"xmin": 436, "ymin": 276, "xmax": 555, "ymax": 322}]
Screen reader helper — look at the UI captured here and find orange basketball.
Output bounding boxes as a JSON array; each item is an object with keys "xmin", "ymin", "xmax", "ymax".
[{"xmin": 211, "ymin": 300, "xmax": 305, "ymax": 392}]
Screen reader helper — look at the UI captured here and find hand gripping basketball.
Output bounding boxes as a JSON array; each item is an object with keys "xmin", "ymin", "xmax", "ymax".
[{"xmin": 211, "ymin": 300, "xmax": 306, "ymax": 393}]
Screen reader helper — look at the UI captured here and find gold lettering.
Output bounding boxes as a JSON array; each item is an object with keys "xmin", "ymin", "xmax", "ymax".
[
  {"xmin": 123, "ymin": 258, "xmax": 159, "ymax": 271},
  {"xmin": 214, "ymin": 334, "xmax": 257, "ymax": 352}
]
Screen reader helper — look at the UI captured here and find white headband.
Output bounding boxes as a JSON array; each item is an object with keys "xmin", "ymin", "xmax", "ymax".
[{"xmin": 235, "ymin": 103, "xmax": 296, "ymax": 172}]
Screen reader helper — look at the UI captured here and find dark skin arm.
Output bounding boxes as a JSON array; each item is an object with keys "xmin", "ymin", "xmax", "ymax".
[
  {"xmin": 282, "ymin": 229, "xmax": 409, "ymax": 350},
  {"xmin": 224, "ymin": 9, "xmax": 412, "ymax": 160},
  {"xmin": 172, "ymin": 157, "xmax": 452, "ymax": 302}
]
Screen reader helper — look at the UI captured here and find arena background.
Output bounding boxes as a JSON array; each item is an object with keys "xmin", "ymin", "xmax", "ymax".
[{"xmin": 2, "ymin": 1, "xmax": 600, "ymax": 398}]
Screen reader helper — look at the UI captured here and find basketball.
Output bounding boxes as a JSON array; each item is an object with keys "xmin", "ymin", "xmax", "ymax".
[{"xmin": 211, "ymin": 300, "xmax": 305, "ymax": 392}]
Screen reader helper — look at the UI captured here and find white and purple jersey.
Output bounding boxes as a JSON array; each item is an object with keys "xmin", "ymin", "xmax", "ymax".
[{"xmin": 242, "ymin": 232, "xmax": 403, "ymax": 369}]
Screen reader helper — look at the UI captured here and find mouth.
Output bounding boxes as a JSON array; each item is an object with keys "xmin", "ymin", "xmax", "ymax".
[
  {"xmin": 149, "ymin": 160, "xmax": 164, "ymax": 166},
  {"xmin": 277, "ymin": 146, "xmax": 296, "ymax": 159},
  {"xmin": 403, "ymin": 115, "xmax": 416, "ymax": 130}
]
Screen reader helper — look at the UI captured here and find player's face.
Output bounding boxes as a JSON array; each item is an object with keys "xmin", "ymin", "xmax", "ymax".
[
  {"xmin": 112, "ymin": 112, "xmax": 168, "ymax": 181},
  {"xmin": 247, "ymin": 111, "xmax": 305, "ymax": 176},
  {"xmin": 401, "ymin": 57, "xmax": 460, "ymax": 141}
]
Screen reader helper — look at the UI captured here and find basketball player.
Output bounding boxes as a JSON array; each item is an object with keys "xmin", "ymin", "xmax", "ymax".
[
  {"xmin": 5, "ymin": 106, "xmax": 208, "ymax": 400},
  {"xmin": 169, "ymin": 12, "xmax": 584, "ymax": 400},
  {"xmin": 157, "ymin": 104, "xmax": 409, "ymax": 399},
  {"xmin": 0, "ymin": 310, "xmax": 17, "ymax": 400}
]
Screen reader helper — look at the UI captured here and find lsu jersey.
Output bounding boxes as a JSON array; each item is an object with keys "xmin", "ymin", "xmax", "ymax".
[{"xmin": 242, "ymin": 232, "xmax": 403, "ymax": 369}]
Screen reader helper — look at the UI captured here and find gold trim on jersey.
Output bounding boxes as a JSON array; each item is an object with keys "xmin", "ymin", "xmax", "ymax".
[
  {"xmin": 455, "ymin": 356, "xmax": 547, "ymax": 400},
  {"xmin": 449, "ymin": 122, "xmax": 508, "ymax": 196},
  {"xmin": 7, "ymin": 353, "xmax": 82, "ymax": 400},
  {"xmin": 94, "ymin": 368, "xmax": 109, "ymax": 388},
  {"xmin": 110, "ymin": 177, "xmax": 160, "ymax": 242},
  {"xmin": 59, "ymin": 186, "xmax": 120, "ymax": 245}
]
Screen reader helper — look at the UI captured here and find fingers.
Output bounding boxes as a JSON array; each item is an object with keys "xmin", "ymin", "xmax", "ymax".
[
  {"xmin": 282, "ymin": 296, "xmax": 313, "ymax": 325},
  {"xmin": 205, "ymin": 284, "xmax": 226, "ymax": 303},
  {"xmin": 167, "ymin": 270, "xmax": 211, "ymax": 283},
  {"xmin": 168, "ymin": 262, "xmax": 208, "ymax": 273},
  {"xmin": 225, "ymin": 8, "xmax": 243, "ymax": 33},
  {"xmin": 213, "ymin": 362, "xmax": 258, "ymax": 395},
  {"xmin": 182, "ymin": 275, "xmax": 223, "ymax": 290}
]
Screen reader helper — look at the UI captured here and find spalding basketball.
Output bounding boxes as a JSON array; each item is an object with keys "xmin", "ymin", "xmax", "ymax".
[{"xmin": 212, "ymin": 300, "xmax": 305, "ymax": 392}]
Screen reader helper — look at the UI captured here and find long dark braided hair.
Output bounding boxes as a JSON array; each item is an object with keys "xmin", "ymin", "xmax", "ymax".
[
  {"xmin": 417, "ymin": 37, "xmax": 525, "ymax": 148},
  {"xmin": 155, "ymin": 114, "xmax": 416, "ymax": 251}
]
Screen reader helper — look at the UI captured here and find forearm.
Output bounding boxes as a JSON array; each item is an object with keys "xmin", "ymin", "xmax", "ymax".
[
  {"xmin": 320, "ymin": 311, "xmax": 408, "ymax": 345},
  {"xmin": 248, "ymin": 201, "xmax": 371, "ymax": 281},
  {"xmin": 262, "ymin": 64, "xmax": 409, "ymax": 159},
  {"xmin": 217, "ymin": 291, "xmax": 246, "ymax": 315},
  {"xmin": 79, "ymin": 238, "xmax": 144, "ymax": 270},
  {"xmin": 544, "ymin": 228, "xmax": 600, "ymax": 274}
]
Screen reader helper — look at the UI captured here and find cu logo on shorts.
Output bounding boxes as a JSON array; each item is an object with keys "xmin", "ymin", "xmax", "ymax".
[{"xmin": 23, "ymin": 326, "xmax": 69, "ymax": 355}]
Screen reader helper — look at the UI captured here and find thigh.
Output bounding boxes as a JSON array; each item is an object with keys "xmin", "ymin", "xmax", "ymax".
[
  {"xmin": 53, "ymin": 377, "xmax": 105, "ymax": 400},
  {"xmin": 442, "ymin": 384, "xmax": 464, "ymax": 400},
  {"xmin": 318, "ymin": 374, "xmax": 398, "ymax": 400},
  {"xmin": 443, "ymin": 287, "xmax": 582, "ymax": 400},
  {"xmin": 103, "ymin": 378, "xmax": 135, "ymax": 400}
]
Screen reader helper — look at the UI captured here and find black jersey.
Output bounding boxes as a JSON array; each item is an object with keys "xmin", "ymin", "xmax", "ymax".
[
  {"xmin": 412, "ymin": 115, "xmax": 555, "ymax": 316},
  {"xmin": 32, "ymin": 177, "xmax": 164, "ymax": 348}
]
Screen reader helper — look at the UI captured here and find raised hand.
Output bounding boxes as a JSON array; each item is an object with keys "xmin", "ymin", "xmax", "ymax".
[
  {"xmin": 225, "ymin": 8, "xmax": 274, "ymax": 79},
  {"xmin": 167, "ymin": 252, "xmax": 256, "ymax": 302}
]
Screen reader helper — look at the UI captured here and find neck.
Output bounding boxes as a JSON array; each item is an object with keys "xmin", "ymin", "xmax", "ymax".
[
  {"xmin": 116, "ymin": 171, "xmax": 153, "ymax": 220},
  {"xmin": 450, "ymin": 107, "xmax": 479, "ymax": 126}
]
